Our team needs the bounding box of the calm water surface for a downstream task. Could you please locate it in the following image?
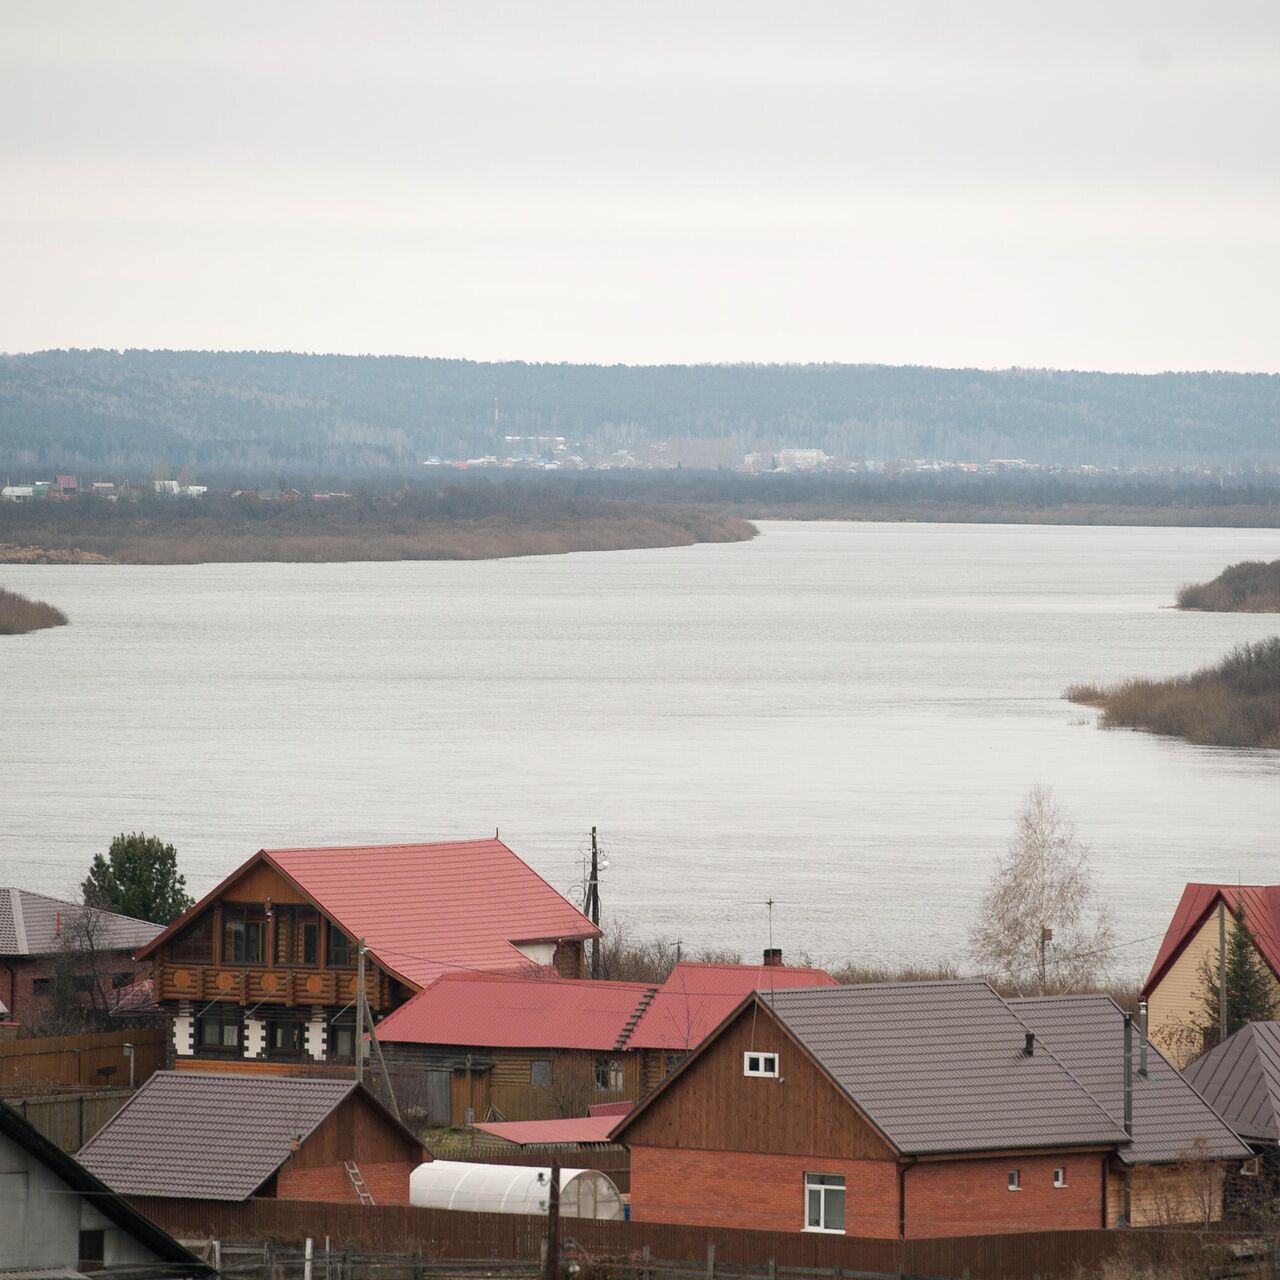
[4,521,1279,977]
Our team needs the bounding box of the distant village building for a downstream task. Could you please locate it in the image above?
[775,448,827,472]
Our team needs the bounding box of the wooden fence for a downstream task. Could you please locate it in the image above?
[129,1197,1276,1280]
[4,1087,134,1150]
[0,1027,166,1092]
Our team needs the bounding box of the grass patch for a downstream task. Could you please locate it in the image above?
[1177,558,1280,612]
[0,585,68,634]
[1066,637,1280,749]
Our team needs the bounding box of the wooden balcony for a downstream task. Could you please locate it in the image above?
[157,963,387,1011]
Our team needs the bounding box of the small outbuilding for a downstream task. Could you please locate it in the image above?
[410,1160,623,1219]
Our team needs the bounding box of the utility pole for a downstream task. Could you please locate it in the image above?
[1038,926,1053,994]
[1218,899,1228,1044]
[587,827,602,980]
[543,1159,561,1280]
[355,939,366,1085]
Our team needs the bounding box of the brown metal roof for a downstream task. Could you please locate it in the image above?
[77,1072,364,1200]
[1182,1021,1280,1144]
[1011,995,1251,1164]
[763,982,1131,1156]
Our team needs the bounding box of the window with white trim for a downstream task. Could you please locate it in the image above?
[805,1173,845,1233]
[1053,1166,1067,1188]
[1008,1169,1021,1191]
[744,1051,779,1077]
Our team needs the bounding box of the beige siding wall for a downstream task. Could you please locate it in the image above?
[1106,1163,1227,1227]
[1147,912,1280,1067]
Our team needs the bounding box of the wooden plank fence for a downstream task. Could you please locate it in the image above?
[4,1086,134,1150]
[0,1027,166,1092]
[130,1197,1279,1280]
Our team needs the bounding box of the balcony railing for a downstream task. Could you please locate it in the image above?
[157,964,385,1010]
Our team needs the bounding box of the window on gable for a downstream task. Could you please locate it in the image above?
[222,904,266,965]
[593,1057,624,1091]
[273,906,321,967]
[171,913,214,964]
[531,1059,553,1087]
[1008,1169,1021,1191]
[744,1051,779,1077]
[326,923,355,968]
[805,1173,845,1233]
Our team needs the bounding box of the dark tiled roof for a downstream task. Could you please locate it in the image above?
[0,888,160,958]
[1011,995,1251,1164]
[764,982,1130,1156]
[1182,1021,1280,1143]
[78,1072,361,1200]
[0,1100,207,1273]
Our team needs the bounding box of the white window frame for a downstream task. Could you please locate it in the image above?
[1053,1166,1067,1189]
[804,1173,846,1234]
[743,1051,779,1078]
[1008,1169,1021,1191]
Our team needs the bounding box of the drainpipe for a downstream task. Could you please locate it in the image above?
[1122,1012,1133,1227]
[1138,1000,1148,1079]
[897,1157,916,1239]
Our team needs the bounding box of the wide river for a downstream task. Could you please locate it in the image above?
[3,521,1279,979]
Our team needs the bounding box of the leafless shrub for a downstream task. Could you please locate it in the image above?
[0,585,68,634]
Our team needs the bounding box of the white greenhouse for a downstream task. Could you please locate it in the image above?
[409,1160,624,1220]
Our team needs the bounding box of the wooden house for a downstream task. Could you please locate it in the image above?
[1141,884,1280,1066]
[78,1071,429,1206]
[133,838,599,1072]
[374,955,835,1125]
[613,982,1249,1238]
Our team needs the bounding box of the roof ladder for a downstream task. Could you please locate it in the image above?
[344,1160,376,1206]
[614,986,660,1050]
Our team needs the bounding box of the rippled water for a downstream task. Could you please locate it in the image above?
[4,521,1279,978]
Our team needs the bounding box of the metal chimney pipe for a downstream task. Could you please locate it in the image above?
[1138,1000,1149,1078]
[1023,1031,1035,1057]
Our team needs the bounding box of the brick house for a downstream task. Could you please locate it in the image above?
[133,838,599,1073]
[0,888,160,1036]
[78,1071,428,1206]
[614,981,1249,1238]
[1141,884,1280,1066]
[374,955,834,1124]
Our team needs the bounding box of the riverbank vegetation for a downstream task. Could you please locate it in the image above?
[1066,637,1280,749]
[1177,558,1280,611]
[0,484,755,564]
[0,584,68,634]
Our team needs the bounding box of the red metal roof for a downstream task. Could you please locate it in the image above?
[472,1114,624,1146]
[374,971,654,1049]
[138,838,600,990]
[1142,883,1280,997]
[623,961,836,1051]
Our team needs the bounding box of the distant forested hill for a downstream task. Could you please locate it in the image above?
[2,349,1278,471]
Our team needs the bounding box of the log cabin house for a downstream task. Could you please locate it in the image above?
[374,954,835,1125]
[133,839,600,1072]
[613,981,1249,1238]
[1141,884,1280,1067]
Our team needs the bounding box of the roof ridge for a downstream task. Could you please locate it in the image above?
[9,887,28,953]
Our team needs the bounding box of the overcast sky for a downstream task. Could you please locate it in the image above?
[3,2,1279,371]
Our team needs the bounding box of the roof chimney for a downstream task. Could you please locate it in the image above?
[763,948,783,968]
[55,911,62,938]
[1023,1031,1035,1057]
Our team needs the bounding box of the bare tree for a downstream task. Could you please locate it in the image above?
[969,786,1115,992]
[34,905,126,1036]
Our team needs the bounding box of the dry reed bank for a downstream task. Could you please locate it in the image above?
[1177,558,1280,611]
[0,492,755,565]
[1066,637,1280,749]
[0,585,68,634]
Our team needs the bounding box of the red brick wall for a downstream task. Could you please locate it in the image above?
[277,1161,417,1206]
[630,1147,900,1237]
[630,1147,1106,1238]
[2,955,151,1036]
[905,1153,1105,1238]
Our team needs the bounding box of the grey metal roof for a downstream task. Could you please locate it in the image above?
[764,981,1131,1156]
[0,889,160,958]
[1182,1021,1280,1144]
[78,1071,361,1200]
[1011,995,1251,1164]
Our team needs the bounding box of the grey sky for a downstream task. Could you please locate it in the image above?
[3,1,1278,370]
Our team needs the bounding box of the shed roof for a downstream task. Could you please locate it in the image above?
[375,972,654,1049]
[78,1071,419,1201]
[1143,884,1280,997]
[0,1099,208,1274]
[0,888,160,959]
[1182,1021,1280,1144]
[1010,995,1250,1164]
[137,839,599,989]
[626,961,836,1051]
[471,1115,624,1146]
